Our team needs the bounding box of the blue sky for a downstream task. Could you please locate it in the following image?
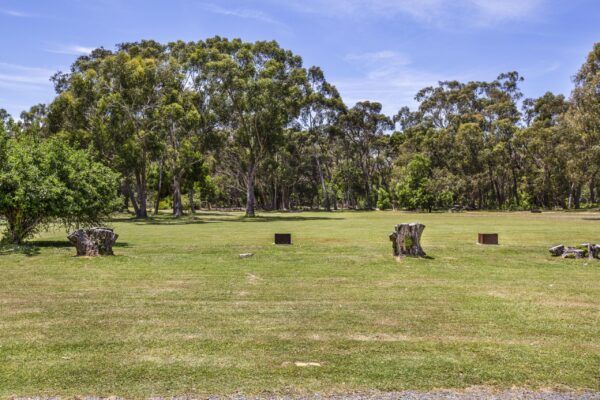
[0,0,599,118]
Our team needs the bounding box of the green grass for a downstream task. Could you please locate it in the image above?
[1,211,600,397]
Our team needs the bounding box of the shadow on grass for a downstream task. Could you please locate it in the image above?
[110,213,344,225]
[0,243,41,257]
[0,240,130,257]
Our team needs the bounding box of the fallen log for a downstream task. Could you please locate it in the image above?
[582,243,600,260]
[549,244,565,257]
[549,243,599,260]
[562,247,586,259]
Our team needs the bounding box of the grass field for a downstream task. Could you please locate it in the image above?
[1,211,600,397]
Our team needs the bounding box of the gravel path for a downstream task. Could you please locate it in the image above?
[15,391,600,400]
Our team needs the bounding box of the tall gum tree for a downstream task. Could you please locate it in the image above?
[565,43,600,207]
[199,37,306,217]
[48,41,171,218]
[337,101,393,209]
[297,66,346,211]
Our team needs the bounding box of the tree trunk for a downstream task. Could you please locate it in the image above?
[154,158,163,215]
[5,214,38,245]
[120,180,129,212]
[188,186,196,214]
[280,185,288,211]
[124,179,140,216]
[273,180,278,210]
[314,153,330,211]
[134,172,147,218]
[574,184,582,209]
[389,223,427,258]
[245,162,257,217]
[173,175,184,217]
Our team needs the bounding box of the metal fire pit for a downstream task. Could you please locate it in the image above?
[478,233,498,245]
[274,233,292,245]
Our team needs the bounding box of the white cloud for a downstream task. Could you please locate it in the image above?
[1,9,31,17]
[202,3,283,26]
[345,50,411,65]
[334,50,461,115]
[280,0,543,26]
[469,0,542,20]
[0,62,54,89]
[45,45,95,55]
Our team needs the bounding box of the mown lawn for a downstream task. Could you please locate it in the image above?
[1,211,599,397]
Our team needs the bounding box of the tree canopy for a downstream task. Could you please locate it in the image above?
[2,38,600,232]
[0,136,120,244]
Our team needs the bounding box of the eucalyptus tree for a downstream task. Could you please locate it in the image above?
[0,109,16,139]
[480,72,524,206]
[297,66,346,210]
[392,73,524,209]
[48,41,171,218]
[564,42,600,207]
[162,40,221,216]
[199,37,307,217]
[337,101,393,209]
[518,92,570,207]
[19,104,49,139]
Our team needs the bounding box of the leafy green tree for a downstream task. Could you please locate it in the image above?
[49,41,171,218]
[200,37,307,217]
[564,42,600,207]
[376,187,392,210]
[394,154,452,212]
[297,66,346,211]
[518,92,570,207]
[0,137,120,244]
[337,101,393,209]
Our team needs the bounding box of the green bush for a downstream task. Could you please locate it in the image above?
[0,137,120,243]
[376,188,392,210]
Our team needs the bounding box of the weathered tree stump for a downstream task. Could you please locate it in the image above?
[389,223,426,258]
[68,227,118,256]
[549,243,599,260]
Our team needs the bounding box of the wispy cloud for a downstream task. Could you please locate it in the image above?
[0,62,54,90]
[0,9,32,17]
[469,0,542,20]
[45,45,95,55]
[201,3,283,26]
[334,50,462,115]
[280,0,543,27]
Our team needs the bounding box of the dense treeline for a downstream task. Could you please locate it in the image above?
[2,38,600,227]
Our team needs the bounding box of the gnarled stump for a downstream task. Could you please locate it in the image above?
[389,223,426,258]
[68,228,118,256]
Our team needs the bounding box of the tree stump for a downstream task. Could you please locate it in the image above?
[68,228,118,256]
[389,223,426,258]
